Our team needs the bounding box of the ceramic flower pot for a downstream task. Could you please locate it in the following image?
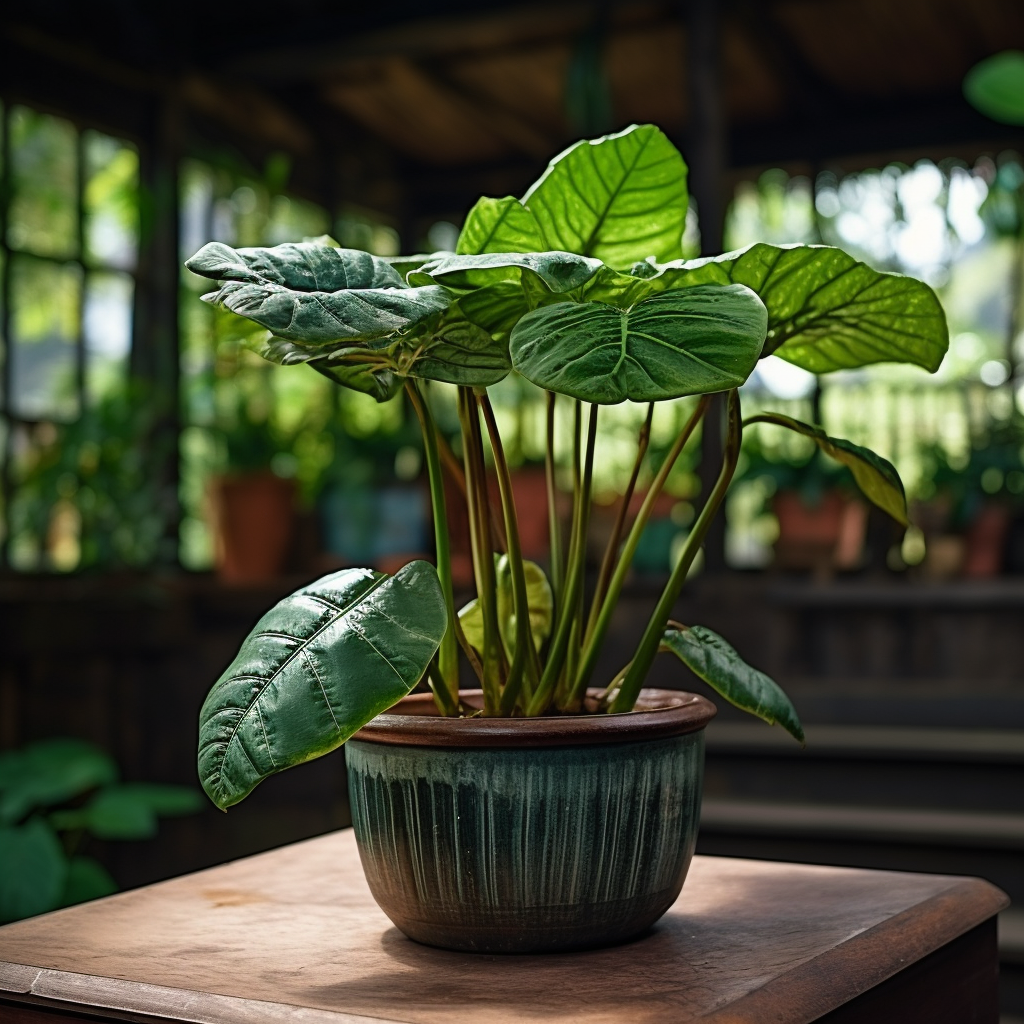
[346,688,716,954]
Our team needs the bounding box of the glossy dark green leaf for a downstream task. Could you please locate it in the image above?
[198,561,447,810]
[403,303,512,387]
[459,556,553,658]
[456,196,545,255]
[745,412,909,525]
[964,51,1024,126]
[645,244,948,374]
[521,124,689,267]
[661,625,804,743]
[0,739,118,826]
[0,818,68,923]
[61,856,117,908]
[310,356,402,402]
[510,284,767,404]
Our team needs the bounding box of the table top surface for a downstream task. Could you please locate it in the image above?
[0,829,1008,1024]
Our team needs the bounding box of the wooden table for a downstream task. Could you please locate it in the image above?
[0,830,1008,1024]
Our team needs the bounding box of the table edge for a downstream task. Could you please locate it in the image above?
[700,875,1010,1024]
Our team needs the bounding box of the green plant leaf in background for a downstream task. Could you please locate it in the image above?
[745,412,909,525]
[645,243,948,374]
[661,625,804,743]
[459,556,553,658]
[521,124,689,267]
[964,51,1024,126]
[198,562,447,810]
[61,856,117,908]
[50,783,203,840]
[0,739,118,826]
[0,818,68,923]
[510,284,767,403]
[456,196,545,255]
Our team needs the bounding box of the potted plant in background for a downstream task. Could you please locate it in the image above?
[187,125,948,953]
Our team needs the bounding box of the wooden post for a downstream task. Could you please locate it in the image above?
[132,91,182,565]
[687,0,728,572]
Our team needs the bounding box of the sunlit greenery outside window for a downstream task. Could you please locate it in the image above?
[0,103,151,571]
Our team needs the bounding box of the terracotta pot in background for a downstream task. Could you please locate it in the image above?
[963,504,1011,578]
[208,472,297,584]
[772,490,867,574]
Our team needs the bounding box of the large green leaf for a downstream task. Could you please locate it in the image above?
[521,124,689,267]
[745,412,908,525]
[456,196,545,255]
[198,561,447,810]
[642,244,948,374]
[510,284,766,403]
[661,625,804,743]
[403,303,512,386]
[459,556,553,658]
[0,818,68,923]
[412,251,603,294]
[0,739,118,826]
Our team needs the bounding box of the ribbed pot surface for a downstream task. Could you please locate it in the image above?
[346,689,714,953]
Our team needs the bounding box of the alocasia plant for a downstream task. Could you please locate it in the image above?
[188,124,948,810]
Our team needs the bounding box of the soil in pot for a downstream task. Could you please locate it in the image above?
[346,689,715,954]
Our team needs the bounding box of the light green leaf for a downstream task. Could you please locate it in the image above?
[459,556,553,658]
[661,625,804,743]
[0,739,118,826]
[198,561,447,810]
[745,412,909,525]
[0,818,68,923]
[964,51,1024,126]
[456,196,545,255]
[510,284,767,404]
[61,856,117,908]
[645,243,948,374]
[521,124,689,267]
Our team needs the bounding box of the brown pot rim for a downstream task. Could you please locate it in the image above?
[350,688,716,749]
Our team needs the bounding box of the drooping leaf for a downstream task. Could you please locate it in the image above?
[308,351,404,402]
[661,625,804,743]
[521,124,689,267]
[0,739,118,826]
[61,856,117,908]
[963,51,1024,126]
[641,243,948,374]
[510,284,767,403]
[198,562,447,810]
[745,412,909,525]
[0,818,68,923]
[456,196,545,255]
[412,251,603,294]
[402,303,512,387]
[459,556,553,658]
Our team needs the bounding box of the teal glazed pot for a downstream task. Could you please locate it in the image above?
[346,688,716,954]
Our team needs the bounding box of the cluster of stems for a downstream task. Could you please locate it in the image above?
[405,380,743,717]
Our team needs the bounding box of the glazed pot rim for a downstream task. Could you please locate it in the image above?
[350,688,716,748]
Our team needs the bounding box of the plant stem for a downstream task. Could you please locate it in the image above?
[405,380,459,711]
[585,402,654,641]
[609,390,742,713]
[573,396,709,699]
[477,391,540,715]
[545,390,563,604]
[437,426,506,552]
[457,387,504,712]
[529,403,598,716]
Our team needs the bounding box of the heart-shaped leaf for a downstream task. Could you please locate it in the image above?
[745,412,909,525]
[641,243,948,374]
[456,196,545,255]
[521,124,689,267]
[661,625,804,743]
[510,284,767,403]
[198,561,447,810]
[459,556,553,658]
[0,818,68,923]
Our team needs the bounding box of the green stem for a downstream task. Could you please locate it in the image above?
[573,395,709,698]
[457,387,504,713]
[545,390,563,605]
[405,380,459,712]
[477,392,539,715]
[529,403,598,716]
[609,390,742,713]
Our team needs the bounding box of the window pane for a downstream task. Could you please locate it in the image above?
[84,271,133,405]
[84,131,139,270]
[8,107,78,259]
[10,255,81,420]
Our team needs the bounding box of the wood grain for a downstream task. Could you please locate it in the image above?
[0,829,1008,1024]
